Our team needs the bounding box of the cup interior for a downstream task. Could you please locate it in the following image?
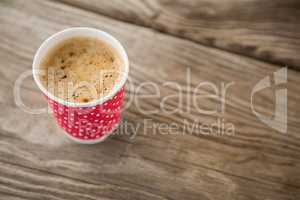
[32,27,129,107]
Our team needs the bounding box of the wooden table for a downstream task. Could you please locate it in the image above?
[0,0,300,199]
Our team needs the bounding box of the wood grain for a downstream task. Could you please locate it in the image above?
[57,0,300,69]
[0,0,300,199]
[0,160,167,200]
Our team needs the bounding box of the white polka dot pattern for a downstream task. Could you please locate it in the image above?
[46,86,125,141]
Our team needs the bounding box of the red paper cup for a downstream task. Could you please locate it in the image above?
[32,27,129,144]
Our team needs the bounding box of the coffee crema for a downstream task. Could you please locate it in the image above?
[39,36,123,103]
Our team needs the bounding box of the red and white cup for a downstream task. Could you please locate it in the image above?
[32,27,129,144]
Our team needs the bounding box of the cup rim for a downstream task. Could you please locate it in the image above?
[32,27,129,108]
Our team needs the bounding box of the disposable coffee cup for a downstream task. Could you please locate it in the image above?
[32,27,129,144]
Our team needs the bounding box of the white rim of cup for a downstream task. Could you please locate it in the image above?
[32,27,129,108]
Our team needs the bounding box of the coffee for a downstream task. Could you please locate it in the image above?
[39,36,123,103]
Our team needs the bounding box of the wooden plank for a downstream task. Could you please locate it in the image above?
[0,161,165,200]
[0,0,300,199]
[1,127,298,200]
[57,0,300,69]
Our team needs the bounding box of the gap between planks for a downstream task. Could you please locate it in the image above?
[50,0,300,71]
